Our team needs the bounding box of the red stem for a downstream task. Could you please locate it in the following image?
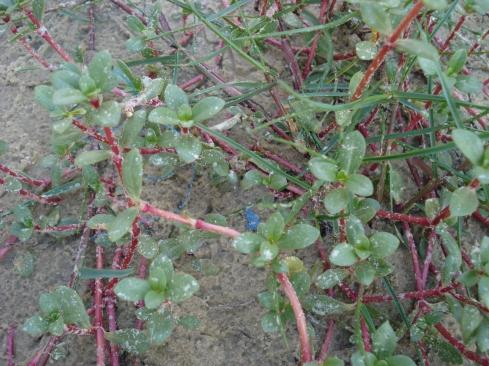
[440,15,466,51]
[376,209,431,226]
[361,317,371,352]
[351,1,424,100]
[302,0,329,79]
[0,177,61,205]
[403,223,423,291]
[106,248,123,366]
[94,246,106,366]
[316,320,335,362]
[276,272,313,363]
[434,322,489,366]
[0,163,50,187]
[23,8,73,62]
[363,284,457,303]
[6,323,16,366]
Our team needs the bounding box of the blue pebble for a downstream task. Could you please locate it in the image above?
[245,207,260,231]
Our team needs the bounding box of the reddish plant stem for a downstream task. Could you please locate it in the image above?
[376,209,431,226]
[6,323,16,366]
[94,246,106,366]
[360,317,371,352]
[434,322,489,366]
[23,8,73,62]
[106,218,141,291]
[140,201,241,238]
[87,2,96,51]
[473,211,489,227]
[27,336,61,366]
[8,23,53,70]
[338,216,347,242]
[440,15,466,51]
[362,284,457,303]
[106,248,123,366]
[0,177,61,205]
[403,223,423,291]
[109,0,147,25]
[134,257,149,331]
[253,146,315,183]
[302,0,330,79]
[0,235,18,262]
[276,272,312,364]
[180,74,205,91]
[104,128,123,176]
[316,320,335,362]
[449,291,489,315]
[351,1,424,100]
[0,163,50,188]
[421,230,436,289]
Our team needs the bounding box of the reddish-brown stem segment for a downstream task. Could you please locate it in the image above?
[276,272,313,363]
[434,322,489,366]
[360,317,371,353]
[0,163,50,188]
[376,209,431,226]
[139,201,241,238]
[23,8,73,62]
[404,223,423,291]
[6,323,16,366]
[317,320,335,362]
[94,246,106,366]
[0,177,61,205]
[351,1,424,100]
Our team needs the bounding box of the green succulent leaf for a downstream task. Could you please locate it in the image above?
[261,312,282,333]
[88,50,113,90]
[346,174,373,197]
[373,321,397,358]
[338,131,366,174]
[144,290,166,310]
[164,84,188,110]
[105,329,150,355]
[168,273,199,303]
[192,97,225,122]
[122,149,143,200]
[175,135,202,163]
[54,286,90,328]
[452,129,484,165]
[107,207,139,242]
[449,187,478,217]
[258,212,285,243]
[329,243,357,267]
[370,232,400,258]
[75,150,112,167]
[355,261,376,286]
[308,158,338,182]
[93,101,121,127]
[23,314,49,337]
[232,232,261,254]
[147,312,175,345]
[278,224,319,250]
[115,277,150,302]
[385,355,417,366]
[316,268,348,289]
[52,88,87,105]
[359,3,392,35]
[396,39,439,61]
[148,107,180,125]
[324,188,350,214]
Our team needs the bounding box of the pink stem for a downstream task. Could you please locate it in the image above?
[6,323,16,366]
[361,317,371,352]
[23,8,73,62]
[316,320,335,362]
[276,272,313,363]
[0,177,61,205]
[403,223,423,291]
[94,246,106,366]
[351,1,425,100]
